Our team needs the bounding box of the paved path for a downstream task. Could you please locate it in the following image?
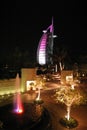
[41,82,87,130]
[1,81,87,130]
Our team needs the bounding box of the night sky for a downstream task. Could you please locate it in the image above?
[0,1,87,64]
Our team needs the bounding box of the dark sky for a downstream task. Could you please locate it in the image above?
[0,1,87,62]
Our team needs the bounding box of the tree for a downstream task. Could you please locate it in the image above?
[54,84,86,128]
[34,75,46,104]
[53,44,72,72]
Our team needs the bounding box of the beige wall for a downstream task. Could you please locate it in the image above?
[61,70,73,84]
[21,68,37,92]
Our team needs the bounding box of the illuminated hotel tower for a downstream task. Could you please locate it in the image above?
[37,18,56,66]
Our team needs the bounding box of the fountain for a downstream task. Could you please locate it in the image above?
[13,92,24,114]
[13,73,24,114]
[0,73,52,130]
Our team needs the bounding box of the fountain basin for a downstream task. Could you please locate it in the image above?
[0,103,52,130]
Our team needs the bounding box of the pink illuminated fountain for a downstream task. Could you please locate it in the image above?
[0,18,54,130]
[13,73,24,114]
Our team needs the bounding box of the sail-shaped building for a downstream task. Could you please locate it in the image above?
[37,18,56,66]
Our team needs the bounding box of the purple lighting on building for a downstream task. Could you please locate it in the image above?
[37,17,55,66]
[38,33,47,65]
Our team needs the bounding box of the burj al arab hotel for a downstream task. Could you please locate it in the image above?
[37,18,56,66]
